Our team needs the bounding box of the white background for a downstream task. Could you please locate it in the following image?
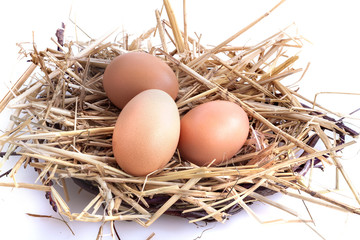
[1,0,360,239]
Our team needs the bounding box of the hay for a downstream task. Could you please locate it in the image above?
[0,0,359,234]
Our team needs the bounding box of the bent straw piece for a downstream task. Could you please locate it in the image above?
[265,178,353,213]
[313,92,360,111]
[266,174,360,215]
[291,89,360,127]
[332,157,360,205]
[314,125,360,205]
[236,185,326,240]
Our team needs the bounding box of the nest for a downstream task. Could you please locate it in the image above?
[1,0,359,234]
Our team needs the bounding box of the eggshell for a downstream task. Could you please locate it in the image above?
[112,89,180,176]
[178,100,249,166]
[103,52,179,109]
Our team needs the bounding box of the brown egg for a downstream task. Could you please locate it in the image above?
[178,100,249,166]
[103,52,179,109]
[112,89,180,176]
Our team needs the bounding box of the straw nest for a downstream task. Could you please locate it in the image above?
[1,0,359,233]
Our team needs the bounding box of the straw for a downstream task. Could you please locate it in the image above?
[0,0,359,236]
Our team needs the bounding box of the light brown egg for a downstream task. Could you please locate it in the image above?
[112,89,180,176]
[178,100,249,166]
[103,52,179,109]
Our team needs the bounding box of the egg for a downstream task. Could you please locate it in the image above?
[112,89,180,176]
[178,100,249,166]
[103,52,179,109]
